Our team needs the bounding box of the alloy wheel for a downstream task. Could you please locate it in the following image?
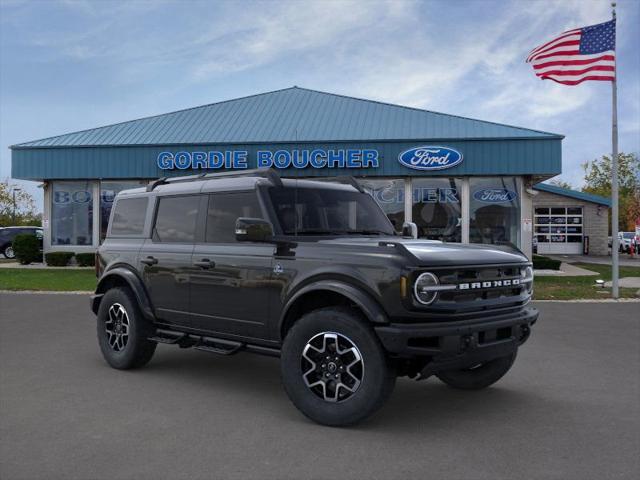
[105,303,130,352]
[5,246,14,258]
[301,332,364,402]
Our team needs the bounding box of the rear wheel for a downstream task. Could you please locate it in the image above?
[436,351,517,390]
[281,307,395,426]
[97,287,157,369]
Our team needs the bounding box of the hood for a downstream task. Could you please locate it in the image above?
[316,236,528,266]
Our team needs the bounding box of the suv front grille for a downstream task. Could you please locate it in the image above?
[412,264,531,321]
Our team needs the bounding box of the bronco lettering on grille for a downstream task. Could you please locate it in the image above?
[458,278,520,290]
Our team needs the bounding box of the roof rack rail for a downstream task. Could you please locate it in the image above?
[336,176,365,193]
[146,168,282,192]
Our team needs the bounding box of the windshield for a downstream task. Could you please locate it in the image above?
[622,232,635,239]
[268,186,395,236]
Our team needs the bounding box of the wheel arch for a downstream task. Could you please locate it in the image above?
[279,280,388,340]
[92,267,155,320]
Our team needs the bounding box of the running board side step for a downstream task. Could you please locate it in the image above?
[193,336,243,356]
[148,329,280,357]
[148,329,188,345]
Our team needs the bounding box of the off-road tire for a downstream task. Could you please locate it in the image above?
[436,351,517,390]
[97,287,157,369]
[281,307,396,427]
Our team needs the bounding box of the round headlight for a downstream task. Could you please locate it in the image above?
[521,266,534,293]
[414,272,440,305]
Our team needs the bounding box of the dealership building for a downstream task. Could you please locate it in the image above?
[10,87,611,258]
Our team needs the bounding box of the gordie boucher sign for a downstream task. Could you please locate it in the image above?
[156,146,464,171]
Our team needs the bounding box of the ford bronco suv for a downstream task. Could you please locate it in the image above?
[91,169,537,426]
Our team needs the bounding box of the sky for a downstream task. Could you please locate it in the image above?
[1,0,639,211]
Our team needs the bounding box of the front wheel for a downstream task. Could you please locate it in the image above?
[436,351,517,390]
[281,307,396,426]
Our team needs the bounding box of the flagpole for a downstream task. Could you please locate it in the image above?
[611,1,619,298]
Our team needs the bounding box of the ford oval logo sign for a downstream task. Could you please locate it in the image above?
[398,146,463,171]
[473,188,518,203]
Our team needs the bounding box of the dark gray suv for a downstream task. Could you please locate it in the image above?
[91,169,537,426]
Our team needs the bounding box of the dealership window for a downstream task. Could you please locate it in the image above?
[412,178,462,242]
[51,181,93,246]
[359,179,405,231]
[469,177,520,248]
[100,181,148,241]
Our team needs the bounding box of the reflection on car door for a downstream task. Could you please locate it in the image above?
[190,191,274,340]
[139,195,203,327]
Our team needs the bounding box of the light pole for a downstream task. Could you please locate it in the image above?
[12,187,22,224]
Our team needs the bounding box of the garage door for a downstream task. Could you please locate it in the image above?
[535,207,583,254]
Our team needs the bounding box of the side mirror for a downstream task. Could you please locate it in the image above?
[402,221,418,239]
[235,217,274,242]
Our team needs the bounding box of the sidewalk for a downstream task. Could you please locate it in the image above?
[535,262,599,277]
[546,254,640,267]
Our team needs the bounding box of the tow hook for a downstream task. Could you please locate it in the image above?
[462,334,477,351]
[519,326,531,343]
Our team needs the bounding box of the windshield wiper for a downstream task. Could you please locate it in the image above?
[344,230,389,235]
[283,229,345,235]
[283,228,392,236]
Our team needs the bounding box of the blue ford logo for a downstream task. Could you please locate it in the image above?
[398,146,463,171]
[473,188,518,203]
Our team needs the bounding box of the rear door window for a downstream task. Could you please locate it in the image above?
[153,195,200,243]
[110,197,148,236]
[206,192,262,243]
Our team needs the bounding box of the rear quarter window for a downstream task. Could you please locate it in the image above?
[153,195,200,243]
[110,197,148,236]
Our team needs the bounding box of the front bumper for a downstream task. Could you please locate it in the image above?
[375,306,538,373]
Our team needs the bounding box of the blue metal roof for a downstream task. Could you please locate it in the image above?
[12,87,562,148]
[533,183,611,206]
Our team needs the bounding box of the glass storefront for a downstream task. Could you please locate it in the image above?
[412,178,462,242]
[469,177,520,248]
[100,181,148,241]
[48,176,528,252]
[51,181,93,246]
[360,179,405,231]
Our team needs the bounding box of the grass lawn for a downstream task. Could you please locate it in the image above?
[533,263,640,300]
[0,261,638,299]
[0,268,96,291]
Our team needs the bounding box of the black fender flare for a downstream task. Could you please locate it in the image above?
[91,267,155,320]
[279,280,388,337]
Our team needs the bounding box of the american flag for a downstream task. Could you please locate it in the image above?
[526,19,616,85]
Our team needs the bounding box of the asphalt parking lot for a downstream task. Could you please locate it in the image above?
[1,294,638,480]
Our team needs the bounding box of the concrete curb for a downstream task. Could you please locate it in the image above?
[534,298,640,303]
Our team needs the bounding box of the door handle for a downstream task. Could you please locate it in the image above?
[141,256,158,266]
[193,259,214,269]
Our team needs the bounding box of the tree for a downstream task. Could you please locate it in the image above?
[582,152,640,232]
[0,180,41,227]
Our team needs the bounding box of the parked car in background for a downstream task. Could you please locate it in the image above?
[619,232,635,253]
[0,226,43,258]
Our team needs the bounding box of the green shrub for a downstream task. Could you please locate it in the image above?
[45,252,75,267]
[75,252,95,267]
[12,234,42,265]
[533,255,562,270]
